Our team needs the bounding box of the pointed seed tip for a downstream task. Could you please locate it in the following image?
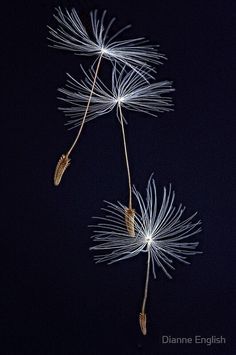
[139,313,147,335]
[53,154,71,186]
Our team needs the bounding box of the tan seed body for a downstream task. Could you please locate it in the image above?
[139,312,147,335]
[54,154,71,186]
[125,208,135,237]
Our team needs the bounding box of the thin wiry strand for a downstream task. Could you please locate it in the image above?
[90,177,202,278]
[58,65,174,129]
[48,8,165,70]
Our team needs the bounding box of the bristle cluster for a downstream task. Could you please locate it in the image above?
[48,8,164,70]
[90,178,201,275]
[58,67,174,129]
[125,208,135,237]
[139,312,147,335]
[54,154,71,186]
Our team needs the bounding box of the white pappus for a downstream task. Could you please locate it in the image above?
[58,65,174,128]
[90,176,202,279]
[48,7,165,70]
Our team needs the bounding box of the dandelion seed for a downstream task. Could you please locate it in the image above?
[90,176,202,335]
[54,154,71,186]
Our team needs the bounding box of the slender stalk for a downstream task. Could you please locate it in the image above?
[139,249,151,335]
[54,54,103,186]
[142,249,151,314]
[118,103,132,209]
[67,54,103,157]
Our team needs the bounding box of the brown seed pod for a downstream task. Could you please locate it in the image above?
[54,154,71,186]
[125,208,135,237]
[139,312,147,335]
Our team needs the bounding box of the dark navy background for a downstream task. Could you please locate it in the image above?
[2,1,235,354]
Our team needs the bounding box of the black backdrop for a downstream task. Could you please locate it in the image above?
[2,1,236,354]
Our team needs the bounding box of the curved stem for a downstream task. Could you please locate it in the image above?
[66,54,103,157]
[141,249,151,314]
[118,104,132,209]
